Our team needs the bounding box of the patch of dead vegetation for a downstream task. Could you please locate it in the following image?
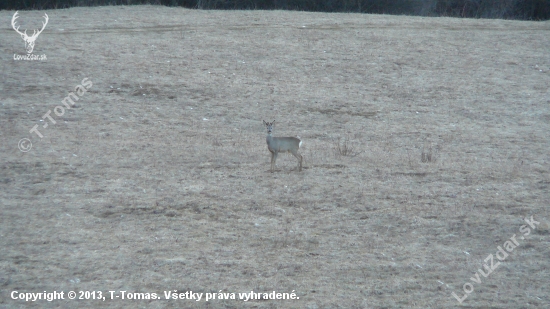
[1,6,549,309]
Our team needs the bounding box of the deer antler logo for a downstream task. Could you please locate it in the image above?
[11,11,49,54]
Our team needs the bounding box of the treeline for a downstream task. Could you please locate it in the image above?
[3,0,550,20]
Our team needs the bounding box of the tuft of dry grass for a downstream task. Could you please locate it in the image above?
[334,135,362,157]
[1,6,549,309]
[421,138,436,163]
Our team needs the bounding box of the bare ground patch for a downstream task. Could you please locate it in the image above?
[1,6,549,309]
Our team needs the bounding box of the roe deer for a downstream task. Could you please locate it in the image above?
[263,120,302,172]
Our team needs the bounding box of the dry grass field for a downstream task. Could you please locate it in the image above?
[1,5,549,308]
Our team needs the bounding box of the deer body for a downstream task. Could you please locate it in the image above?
[263,120,302,172]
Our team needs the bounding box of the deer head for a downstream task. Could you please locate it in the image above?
[11,11,49,54]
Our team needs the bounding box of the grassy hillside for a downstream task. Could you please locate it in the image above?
[1,6,549,308]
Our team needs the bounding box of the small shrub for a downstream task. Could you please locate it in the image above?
[334,136,362,157]
[421,142,436,163]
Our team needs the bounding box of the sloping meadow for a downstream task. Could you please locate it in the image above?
[1,6,549,308]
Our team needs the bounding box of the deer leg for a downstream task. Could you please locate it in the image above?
[291,150,303,172]
[271,151,278,172]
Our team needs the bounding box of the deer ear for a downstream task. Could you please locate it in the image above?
[263,120,267,125]
[272,120,275,125]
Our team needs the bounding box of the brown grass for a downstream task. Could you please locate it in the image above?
[1,6,549,308]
